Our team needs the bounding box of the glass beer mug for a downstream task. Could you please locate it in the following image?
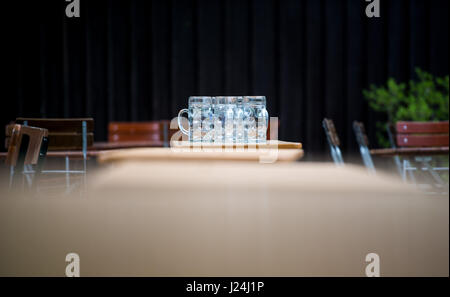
[177,97,213,142]
[234,97,245,143]
[243,96,269,143]
[213,97,238,144]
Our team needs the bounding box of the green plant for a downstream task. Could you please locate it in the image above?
[363,68,449,147]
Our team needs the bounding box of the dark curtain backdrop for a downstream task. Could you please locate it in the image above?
[2,0,449,157]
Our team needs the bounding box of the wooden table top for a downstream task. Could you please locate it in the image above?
[370,146,449,157]
[0,162,447,276]
[97,147,304,164]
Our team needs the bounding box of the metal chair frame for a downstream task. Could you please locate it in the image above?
[322,118,344,166]
[386,123,448,193]
[352,121,376,174]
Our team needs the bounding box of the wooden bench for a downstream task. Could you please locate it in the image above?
[396,121,449,148]
[371,121,449,156]
[370,121,449,190]
[108,121,175,147]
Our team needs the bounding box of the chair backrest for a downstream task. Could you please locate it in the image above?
[267,119,280,141]
[322,118,344,165]
[353,121,375,174]
[109,121,172,145]
[5,124,49,189]
[323,118,341,147]
[5,124,49,167]
[12,118,94,151]
[396,121,449,147]
[353,122,369,147]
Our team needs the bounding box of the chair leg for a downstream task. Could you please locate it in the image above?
[424,162,444,185]
[32,136,49,193]
[405,159,417,185]
[10,135,29,190]
[82,121,88,195]
[65,156,71,194]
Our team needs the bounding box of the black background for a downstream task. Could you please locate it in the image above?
[2,0,448,157]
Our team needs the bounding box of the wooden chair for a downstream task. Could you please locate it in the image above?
[14,118,94,151]
[322,118,344,166]
[5,124,48,189]
[353,121,376,174]
[108,121,173,147]
[395,121,449,187]
[7,118,94,195]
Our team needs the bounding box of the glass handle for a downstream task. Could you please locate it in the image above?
[177,109,189,136]
[264,109,269,127]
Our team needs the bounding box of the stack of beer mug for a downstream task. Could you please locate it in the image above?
[178,96,269,143]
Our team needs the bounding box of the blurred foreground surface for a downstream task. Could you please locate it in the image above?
[0,161,448,276]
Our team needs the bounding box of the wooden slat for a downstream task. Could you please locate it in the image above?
[396,134,449,147]
[109,133,161,142]
[353,121,369,147]
[108,122,167,143]
[267,119,280,141]
[370,146,449,157]
[22,126,48,165]
[5,124,22,167]
[396,121,449,134]
[109,122,161,133]
[323,118,340,147]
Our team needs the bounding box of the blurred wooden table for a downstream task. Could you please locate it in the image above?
[0,162,447,276]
